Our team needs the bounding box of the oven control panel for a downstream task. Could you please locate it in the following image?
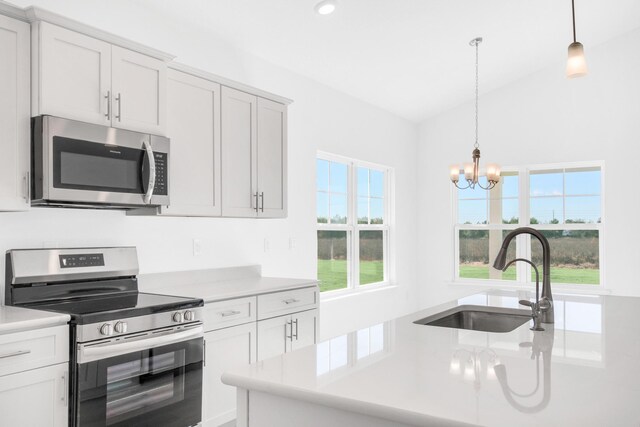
[59,253,105,268]
[77,308,204,342]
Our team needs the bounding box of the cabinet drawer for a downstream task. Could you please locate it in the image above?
[257,287,318,320]
[0,325,68,377]
[204,297,257,332]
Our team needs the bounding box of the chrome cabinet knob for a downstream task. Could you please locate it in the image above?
[100,323,113,336]
[114,321,128,334]
[184,310,194,321]
[172,312,184,323]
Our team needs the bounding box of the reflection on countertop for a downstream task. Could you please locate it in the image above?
[223,290,640,426]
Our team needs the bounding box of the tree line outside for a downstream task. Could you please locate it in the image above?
[459,217,600,285]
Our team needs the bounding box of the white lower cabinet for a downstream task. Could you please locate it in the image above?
[203,322,257,427]
[201,287,318,426]
[0,362,68,427]
[257,309,318,361]
[256,314,290,361]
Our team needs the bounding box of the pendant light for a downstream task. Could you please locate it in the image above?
[566,0,588,78]
[449,37,501,191]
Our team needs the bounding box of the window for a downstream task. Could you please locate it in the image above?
[455,163,603,286]
[317,153,391,293]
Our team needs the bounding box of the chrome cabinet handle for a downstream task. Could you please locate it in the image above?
[0,349,30,359]
[23,172,29,202]
[285,320,293,340]
[115,93,122,121]
[142,139,156,204]
[254,192,259,212]
[259,192,264,212]
[293,319,298,340]
[283,298,299,305]
[220,310,241,317]
[105,91,111,120]
[61,371,68,407]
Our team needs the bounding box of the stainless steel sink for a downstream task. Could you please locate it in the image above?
[414,305,531,333]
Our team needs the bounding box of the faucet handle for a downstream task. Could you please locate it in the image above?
[519,299,533,308]
[538,297,552,312]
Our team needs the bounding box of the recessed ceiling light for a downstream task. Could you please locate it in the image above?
[315,0,336,15]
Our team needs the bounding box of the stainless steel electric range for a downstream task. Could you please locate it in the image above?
[5,247,204,427]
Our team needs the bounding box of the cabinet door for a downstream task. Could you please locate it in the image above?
[0,14,30,211]
[257,97,287,218]
[257,315,291,361]
[221,86,258,217]
[291,309,318,351]
[111,45,166,135]
[161,70,221,216]
[203,323,256,427]
[0,363,68,427]
[37,22,111,125]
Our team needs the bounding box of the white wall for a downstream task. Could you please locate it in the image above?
[3,0,420,338]
[418,27,640,307]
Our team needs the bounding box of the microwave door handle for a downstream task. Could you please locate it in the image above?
[142,139,156,204]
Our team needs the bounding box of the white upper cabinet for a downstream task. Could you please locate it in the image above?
[0,14,30,211]
[221,86,259,217]
[111,46,166,134]
[257,97,287,218]
[221,86,288,218]
[156,69,221,216]
[35,22,111,126]
[33,22,167,135]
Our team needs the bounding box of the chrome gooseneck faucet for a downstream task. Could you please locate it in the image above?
[492,227,554,324]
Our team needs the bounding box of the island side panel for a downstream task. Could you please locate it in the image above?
[244,390,416,427]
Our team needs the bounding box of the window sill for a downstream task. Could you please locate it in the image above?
[320,282,397,302]
[447,280,612,296]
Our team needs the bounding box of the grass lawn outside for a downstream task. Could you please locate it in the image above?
[459,264,600,285]
[317,259,383,292]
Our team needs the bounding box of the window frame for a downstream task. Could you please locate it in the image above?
[453,160,605,289]
[317,151,393,296]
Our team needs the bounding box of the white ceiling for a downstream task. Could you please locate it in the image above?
[24,0,640,123]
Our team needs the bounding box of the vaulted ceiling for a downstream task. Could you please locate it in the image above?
[10,0,640,122]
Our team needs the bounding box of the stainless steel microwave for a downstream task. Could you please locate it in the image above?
[31,115,169,208]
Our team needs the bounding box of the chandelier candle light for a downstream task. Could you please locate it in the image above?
[450,37,501,190]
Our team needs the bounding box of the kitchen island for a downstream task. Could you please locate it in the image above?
[222,290,640,426]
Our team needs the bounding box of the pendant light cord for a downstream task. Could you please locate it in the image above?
[474,40,479,149]
[571,0,577,43]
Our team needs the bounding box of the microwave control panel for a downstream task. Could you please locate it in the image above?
[153,152,168,196]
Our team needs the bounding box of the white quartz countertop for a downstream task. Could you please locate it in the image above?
[139,268,317,303]
[223,289,640,426]
[0,305,70,335]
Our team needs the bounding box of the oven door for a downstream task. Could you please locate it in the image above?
[76,325,203,427]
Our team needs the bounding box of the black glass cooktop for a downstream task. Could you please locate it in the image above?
[22,292,203,325]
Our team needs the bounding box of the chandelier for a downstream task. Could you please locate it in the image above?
[449,37,500,191]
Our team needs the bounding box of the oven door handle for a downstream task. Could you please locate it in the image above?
[142,139,156,204]
[78,325,203,364]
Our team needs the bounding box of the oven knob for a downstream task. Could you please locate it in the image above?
[184,310,194,321]
[114,321,128,334]
[100,323,113,336]
[172,312,184,323]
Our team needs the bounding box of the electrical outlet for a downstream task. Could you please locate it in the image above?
[264,238,270,253]
[289,238,296,250]
[192,239,202,256]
